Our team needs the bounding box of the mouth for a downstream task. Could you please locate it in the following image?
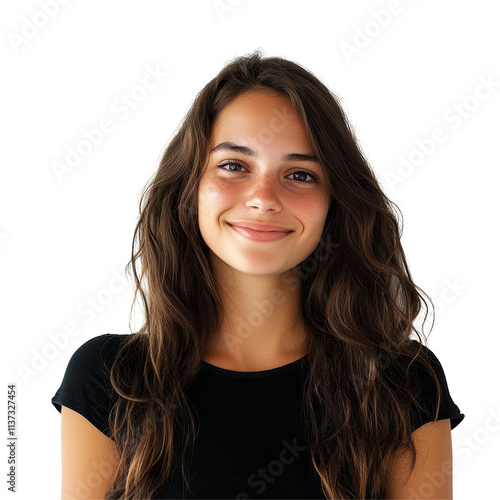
[227,223,293,242]
[227,223,293,233]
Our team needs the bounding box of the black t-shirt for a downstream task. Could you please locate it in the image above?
[51,334,465,499]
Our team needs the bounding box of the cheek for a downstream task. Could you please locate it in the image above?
[198,177,236,220]
[296,195,329,233]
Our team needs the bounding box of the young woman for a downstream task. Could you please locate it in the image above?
[52,50,465,499]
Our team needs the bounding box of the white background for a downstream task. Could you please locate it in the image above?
[1,0,499,498]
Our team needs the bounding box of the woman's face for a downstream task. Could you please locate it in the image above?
[197,90,331,277]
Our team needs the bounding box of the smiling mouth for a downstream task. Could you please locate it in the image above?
[227,223,293,242]
[227,223,293,233]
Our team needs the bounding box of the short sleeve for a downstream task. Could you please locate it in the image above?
[409,344,465,432]
[51,333,126,439]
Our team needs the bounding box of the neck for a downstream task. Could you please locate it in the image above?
[203,252,308,370]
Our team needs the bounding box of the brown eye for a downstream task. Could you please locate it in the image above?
[217,161,248,172]
[216,162,319,185]
[286,170,319,184]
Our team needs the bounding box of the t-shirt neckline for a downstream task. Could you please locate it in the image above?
[199,355,308,378]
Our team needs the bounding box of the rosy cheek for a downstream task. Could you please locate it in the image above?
[298,196,328,221]
[198,177,235,213]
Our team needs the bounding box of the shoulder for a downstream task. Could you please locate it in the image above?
[59,333,130,387]
[51,333,132,438]
[66,333,129,370]
[406,340,465,432]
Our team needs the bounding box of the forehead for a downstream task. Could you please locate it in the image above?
[210,90,313,153]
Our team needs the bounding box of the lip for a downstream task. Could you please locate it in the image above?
[227,221,293,232]
[227,222,293,242]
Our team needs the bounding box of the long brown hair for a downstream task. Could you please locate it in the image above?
[106,49,442,499]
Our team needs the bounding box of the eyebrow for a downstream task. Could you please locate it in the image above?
[210,141,319,163]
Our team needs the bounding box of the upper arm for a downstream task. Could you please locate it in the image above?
[61,405,120,500]
[386,418,453,499]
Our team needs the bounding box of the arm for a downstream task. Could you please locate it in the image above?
[61,406,120,500]
[385,418,453,499]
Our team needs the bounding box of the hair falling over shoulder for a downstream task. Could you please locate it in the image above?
[105,49,442,499]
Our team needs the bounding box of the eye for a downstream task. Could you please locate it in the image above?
[217,161,248,173]
[286,170,319,184]
[217,161,319,185]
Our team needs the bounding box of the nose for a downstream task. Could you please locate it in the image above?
[244,174,282,213]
